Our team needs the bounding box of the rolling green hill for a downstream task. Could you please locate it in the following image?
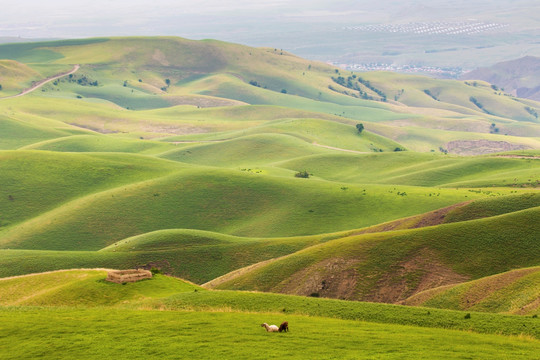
[403,266,540,315]
[0,270,538,339]
[0,35,538,347]
[2,36,540,154]
[209,206,540,303]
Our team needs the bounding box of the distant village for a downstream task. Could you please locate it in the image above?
[331,62,464,79]
[342,21,508,36]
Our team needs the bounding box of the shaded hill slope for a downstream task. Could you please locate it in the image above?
[208,206,540,303]
[403,267,540,315]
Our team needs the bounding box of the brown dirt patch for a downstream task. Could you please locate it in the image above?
[351,201,471,236]
[460,267,539,309]
[518,296,540,315]
[370,248,469,304]
[446,139,530,155]
[276,258,361,300]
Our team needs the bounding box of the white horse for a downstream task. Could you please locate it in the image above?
[261,323,279,332]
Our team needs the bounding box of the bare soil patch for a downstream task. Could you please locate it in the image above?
[446,139,530,155]
[276,258,361,300]
[371,248,469,304]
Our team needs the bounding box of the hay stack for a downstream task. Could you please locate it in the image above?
[106,269,152,283]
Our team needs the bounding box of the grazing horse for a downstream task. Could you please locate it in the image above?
[261,323,279,332]
[278,321,289,332]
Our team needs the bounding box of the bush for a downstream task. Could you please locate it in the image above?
[294,170,310,178]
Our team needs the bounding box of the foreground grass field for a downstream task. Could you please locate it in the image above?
[1,307,538,360]
[0,271,539,359]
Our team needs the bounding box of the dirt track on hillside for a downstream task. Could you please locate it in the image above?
[0,64,80,100]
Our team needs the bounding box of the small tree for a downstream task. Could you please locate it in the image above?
[165,79,171,86]
[0,84,3,91]
[281,89,287,94]
[295,170,310,178]
[356,123,364,133]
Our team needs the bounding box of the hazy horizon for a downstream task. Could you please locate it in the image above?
[3,0,540,71]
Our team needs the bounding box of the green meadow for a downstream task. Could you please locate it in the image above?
[0,36,539,358]
[0,271,539,359]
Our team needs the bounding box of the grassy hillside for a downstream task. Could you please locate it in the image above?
[0,166,502,250]
[0,36,538,332]
[0,151,181,227]
[0,270,196,307]
[403,267,540,315]
[210,206,540,303]
[1,36,539,154]
[0,270,538,338]
[277,151,540,187]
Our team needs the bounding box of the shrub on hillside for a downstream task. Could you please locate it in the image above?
[295,170,310,178]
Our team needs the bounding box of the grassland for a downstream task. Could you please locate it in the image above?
[210,206,540,303]
[404,267,540,315]
[1,270,539,360]
[0,36,538,357]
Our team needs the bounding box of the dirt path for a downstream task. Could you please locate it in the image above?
[0,64,80,100]
[312,142,369,154]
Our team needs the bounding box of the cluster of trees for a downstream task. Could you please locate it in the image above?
[331,75,387,101]
[469,96,492,115]
[64,74,98,87]
[489,123,500,134]
[357,76,387,101]
[423,89,439,101]
[525,106,538,119]
[160,78,171,91]
[294,170,311,178]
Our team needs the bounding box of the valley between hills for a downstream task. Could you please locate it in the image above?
[0,37,539,359]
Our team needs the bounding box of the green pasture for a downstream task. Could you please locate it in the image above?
[0,165,500,250]
[213,206,540,301]
[405,267,540,315]
[277,152,540,187]
[2,307,538,360]
[0,270,538,339]
[0,150,180,226]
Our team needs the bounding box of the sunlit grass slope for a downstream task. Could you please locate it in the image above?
[163,117,404,153]
[404,267,540,315]
[23,134,175,154]
[0,60,41,95]
[0,226,339,282]
[0,166,499,250]
[0,150,180,227]
[277,151,540,187]
[0,270,196,307]
[0,270,538,339]
[0,116,74,149]
[1,36,539,156]
[211,206,540,302]
[2,307,538,360]
[0,192,537,282]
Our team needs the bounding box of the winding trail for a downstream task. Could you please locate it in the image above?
[0,64,80,100]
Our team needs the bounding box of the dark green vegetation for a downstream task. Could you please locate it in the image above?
[0,37,539,358]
